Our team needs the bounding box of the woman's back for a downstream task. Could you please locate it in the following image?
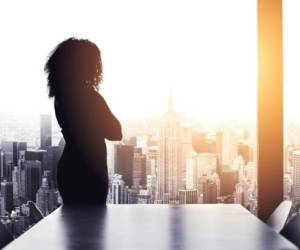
[45,38,122,205]
[55,88,108,204]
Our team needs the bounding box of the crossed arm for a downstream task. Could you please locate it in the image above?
[60,90,122,174]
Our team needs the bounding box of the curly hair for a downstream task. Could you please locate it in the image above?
[44,37,102,98]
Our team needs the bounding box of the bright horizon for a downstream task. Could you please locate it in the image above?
[1,0,297,125]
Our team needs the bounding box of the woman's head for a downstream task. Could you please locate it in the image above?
[45,37,102,98]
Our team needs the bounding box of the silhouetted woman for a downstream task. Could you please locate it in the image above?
[45,38,122,205]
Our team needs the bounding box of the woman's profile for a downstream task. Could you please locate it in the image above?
[44,38,122,205]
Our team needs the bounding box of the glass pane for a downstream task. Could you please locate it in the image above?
[0,0,257,239]
[104,0,257,211]
[284,0,300,213]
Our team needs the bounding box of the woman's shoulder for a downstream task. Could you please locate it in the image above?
[86,88,107,104]
[80,88,109,114]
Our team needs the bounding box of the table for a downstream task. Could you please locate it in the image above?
[4,204,298,250]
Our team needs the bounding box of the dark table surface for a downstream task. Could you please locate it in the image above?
[3,204,298,250]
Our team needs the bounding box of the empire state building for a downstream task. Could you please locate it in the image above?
[157,94,182,203]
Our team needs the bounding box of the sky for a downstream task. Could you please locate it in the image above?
[284,0,300,123]
[5,0,299,125]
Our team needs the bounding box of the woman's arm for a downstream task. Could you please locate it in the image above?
[59,89,122,175]
[96,93,122,141]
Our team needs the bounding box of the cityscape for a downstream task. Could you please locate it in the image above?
[0,95,298,240]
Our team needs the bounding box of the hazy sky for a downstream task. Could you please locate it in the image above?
[1,1,296,125]
[284,0,300,122]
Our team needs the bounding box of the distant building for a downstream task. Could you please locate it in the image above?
[137,189,152,204]
[111,174,126,204]
[192,132,216,154]
[36,176,56,216]
[146,147,158,177]
[114,144,134,187]
[157,94,182,203]
[25,149,47,173]
[238,143,252,164]
[0,180,13,213]
[284,173,292,200]
[196,153,218,177]
[216,131,238,168]
[202,174,220,204]
[292,150,300,203]
[133,148,146,188]
[186,156,198,189]
[40,114,52,149]
[127,187,139,204]
[220,169,239,196]
[24,161,42,202]
[12,166,20,206]
[178,189,198,204]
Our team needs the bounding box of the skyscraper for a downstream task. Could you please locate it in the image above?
[114,144,134,187]
[36,176,56,216]
[1,141,27,168]
[178,189,198,204]
[12,166,20,206]
[292,150,300,202]
[180,126,193,189]
[220,169,239,196]
[202,176,219,204]
[111,174,126,204]
[186,155,198,189]
[238,143,252,164]
[216,131,238,168]
[25,150,47,173]
[157,94,182,203]
[40,114,52,149]
[133,148,146,188]
[24,160,42,202]
[0,180,13,213]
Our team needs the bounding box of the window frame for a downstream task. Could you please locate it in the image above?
[257,0,283,221]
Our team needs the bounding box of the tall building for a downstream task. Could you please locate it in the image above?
[157,94,182,203]
[24,160,42,202]
[192,132,216,154]
[0,150,4,180]
[181,126,193,189]
[18,159,26,202]
[202,176,219,204]
[238,143,252,164]
[114,144,134,187]
[0,194,5,216]
[36,176,56,216]
[197,153,218,177]
[111,174,126,204]
[12,166,20,206]
[1,141,17,180]
[0,180,13,213]
[216,131,238,168]
[40,114,52,149]
[1,160,13,182]
[137,189,152,204]
[220,169,239,196]
[147,147,158,176]
[292,150,300,202]
[178,189,198,204]
[25,150,47,173]
[133,148,146,188]
[0,145,23,182]
[127,187,138,204]
[186,155,198,189]
[284,173,292,200]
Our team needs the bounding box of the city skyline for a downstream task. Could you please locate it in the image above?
[1,95,300,240]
